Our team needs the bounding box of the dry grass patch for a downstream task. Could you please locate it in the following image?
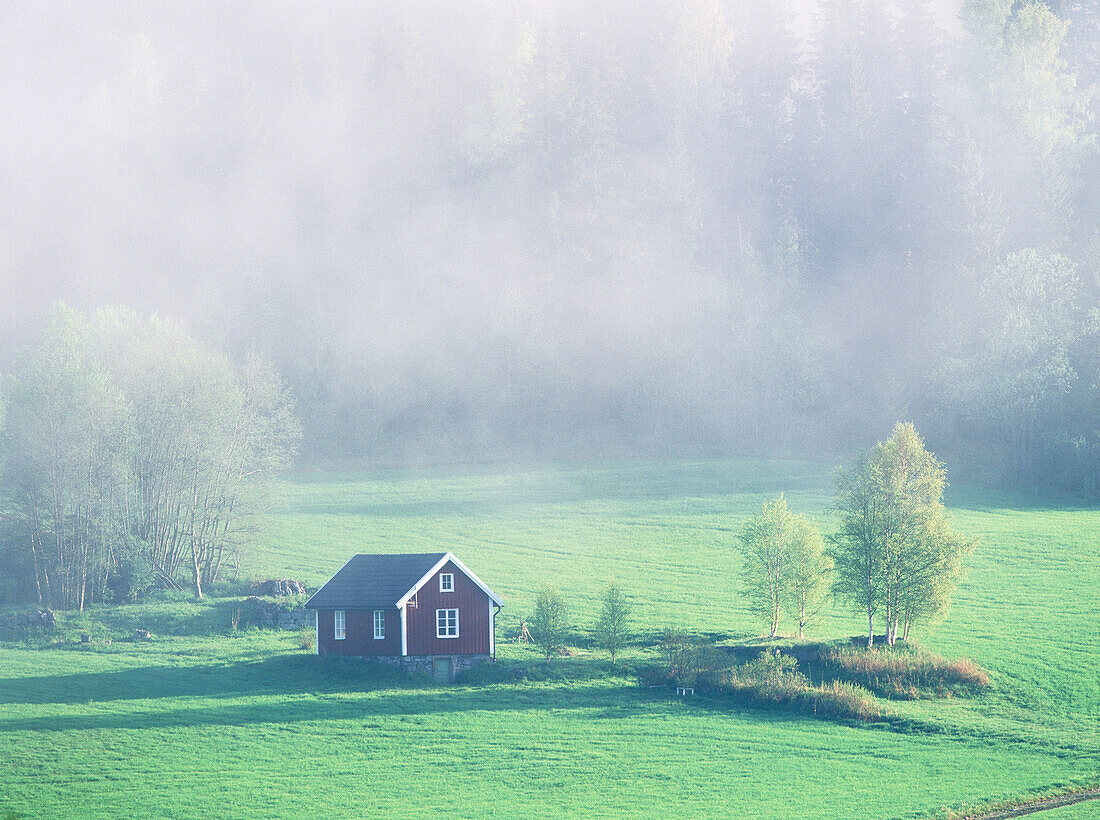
[821,647,990,699]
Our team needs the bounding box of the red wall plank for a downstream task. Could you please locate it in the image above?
[317,607,401,656]
[406,560,492,656]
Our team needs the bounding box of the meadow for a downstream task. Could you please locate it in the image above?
[1,460,1097,819]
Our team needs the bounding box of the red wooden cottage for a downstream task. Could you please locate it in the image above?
[305,552,503,681]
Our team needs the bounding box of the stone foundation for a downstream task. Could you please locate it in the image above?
[373,653,492,681]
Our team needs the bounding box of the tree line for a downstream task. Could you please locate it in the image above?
[200,0,1098,494]
[0,306,300,610]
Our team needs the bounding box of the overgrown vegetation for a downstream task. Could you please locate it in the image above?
[653,638,884,723]
[821,647,990,700]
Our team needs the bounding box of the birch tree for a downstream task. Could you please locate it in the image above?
[531,586,569,662]
[784,515,831,640]
[1,306,130,610]
[739,495,790,638]
[0,305,300,606]
[832,422,971,647]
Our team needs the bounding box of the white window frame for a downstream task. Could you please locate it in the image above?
[439,573,454,593]
[373,609,385,640]
[436,608,459,638]
[334,609,345,640]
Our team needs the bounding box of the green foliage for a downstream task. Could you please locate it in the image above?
[738,495,829,638]
[784,514,830,640]
[737,648,805,689]
[659,631,729,687]
[593,580,632,664]
[832,423,972,647]
[530,585,569,662]
[925,250,1100,491]
[661,644,882,722]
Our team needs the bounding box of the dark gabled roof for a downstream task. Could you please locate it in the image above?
[304,553,447,609]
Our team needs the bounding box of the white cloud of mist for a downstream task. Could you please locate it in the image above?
[0,0,1084,464]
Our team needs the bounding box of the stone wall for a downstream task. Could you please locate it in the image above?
[243,597,316,630]
[0,610,56,635]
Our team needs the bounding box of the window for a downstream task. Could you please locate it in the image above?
[439,573,454,593]
[374,610,385,640]
[334,610,345,640]
[436,608,459,638]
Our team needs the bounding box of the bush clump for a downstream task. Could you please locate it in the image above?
[297,627,316,651]
[649,643,883,723]
[721,649,882,721]
[820,647,990,699]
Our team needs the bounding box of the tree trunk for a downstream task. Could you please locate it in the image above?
[191,541,203,600]
[28,527,44,606]
[867,608,874,648]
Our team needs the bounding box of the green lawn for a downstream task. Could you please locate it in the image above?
[1,460,1097,819]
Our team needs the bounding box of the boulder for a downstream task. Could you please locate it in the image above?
[252,579,306,597]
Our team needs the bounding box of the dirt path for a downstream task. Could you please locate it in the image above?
[958,787,1100,819]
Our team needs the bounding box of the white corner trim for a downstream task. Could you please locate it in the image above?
[489,601,495,656]
[395,552,504,607]
[396,554,453,606]
[315,610,319,655]
[400,603,408,656]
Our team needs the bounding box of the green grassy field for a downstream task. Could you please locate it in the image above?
[1,460,1097,819]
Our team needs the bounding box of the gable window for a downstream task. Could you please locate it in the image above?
[436,608,459,638]
[334,610,346,640]
[374,610,385,640]
[439,573,454,593]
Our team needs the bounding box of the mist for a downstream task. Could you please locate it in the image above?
[2,1,1096,478]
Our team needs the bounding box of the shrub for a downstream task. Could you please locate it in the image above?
[297,628,316,651]
[105,547,156,604]
[657,628,731,685]
[737,648,805,689]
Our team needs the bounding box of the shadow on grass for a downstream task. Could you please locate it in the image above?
[0,654,408,706]
[0,647,636,708]
[0,672,642,734]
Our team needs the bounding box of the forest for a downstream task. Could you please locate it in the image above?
[1,0,1097,489]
